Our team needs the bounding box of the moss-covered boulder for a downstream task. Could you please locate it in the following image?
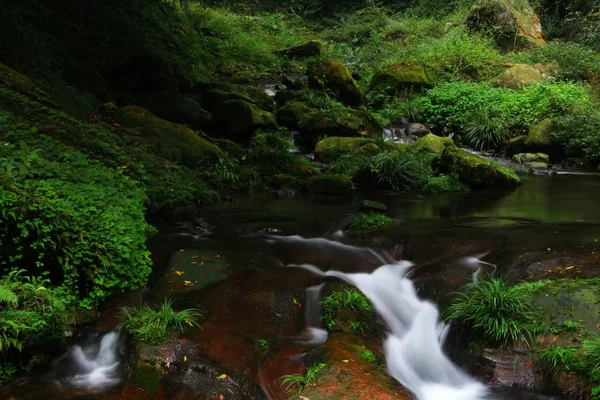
[300,109,382,144]
[276,101,313,129]
[0,62,35,93]
[308,59,362,106]
[355,143,382,157]
[307,174,355,196]
[466,0,546,50]
[139,92,212,129]
[414,133,455,156]
[314,137,373,162]
[439,146,521,189]
[370,63,434,95]
[212,100,277,139]
[506,135,527,156]
[194,82,274,112]
[114,106,223,165]
[524,119,563,159]
[277,41,323,59]
[494,63,558,90]
[512,153,550,164]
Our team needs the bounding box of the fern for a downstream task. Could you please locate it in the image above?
[0,285,18,307]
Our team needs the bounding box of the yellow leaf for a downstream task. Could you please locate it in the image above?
[184,280,193,286]
[184,356,187,362]
[292,298,299,305]
[175,271,184,276]
[565,266,575,270]
[218,374,228,379]
[342,359,349,363]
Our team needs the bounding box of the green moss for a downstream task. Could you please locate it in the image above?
[308,59,362,106]
[423,174,468,194]
[300,109,382,139]
[494,64,552,90]
[355,143,382,157]
[526,118,553,147]
[348,212,392,238]
[212,100,277,139]
[115,106,223,165]
[314,137,373,162]
[369,63,433,95]
[413,134,454,156]
[276,101,314,129]
[512,153,550,164]
[307,174,355,196]
[439,146,521,189]
[197,83,275,112]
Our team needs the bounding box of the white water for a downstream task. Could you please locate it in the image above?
[59,331,122,389]
[291,259,488,400]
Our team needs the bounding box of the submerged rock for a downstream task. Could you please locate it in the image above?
[308,59,362,106]
[114,106,223,165]
[466,0,546,50]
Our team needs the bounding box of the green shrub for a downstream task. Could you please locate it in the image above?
[583,335,600,378]
[0,140,153,308]
[349,212,392,237]
[281,362,327,397]
[358,151,432,191]
[360,349,378,363]
[0,270,66,353]
[550,108,600,166]
[537,346,579,371]
[119,298,201,345]
[321,288,373,330]
[445,279,539,345]
[423,173,467,194]
[463,106,509,150]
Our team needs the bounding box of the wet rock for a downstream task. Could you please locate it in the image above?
[314,137,373,162]
[480,346,543,389]
[308,59,362,106]
[137,91,212,130]
[359,200,388,213]
[212,100,277,139]
[512,153,550,164]
[114,106,223,165]
[439,145,521,189]
[466,0,545,50]
[369,63,434,96]
[282,74,309,90]
[307,174,355,196]
[407,122,430,137]
[155,354,266,400]
[300,333,411,400]
[194,82,274,112]
[277,41,323,59]
[495,63,559,90]
[276,101,313,129]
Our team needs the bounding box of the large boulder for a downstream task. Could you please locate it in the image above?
[494,62,558,90]
[314,137,374,162]
[138,91,212,129]
[307,174,355,196]
[414,134,455,156]
[212,100,277,139]
[512,152,550,164]
[439,146,521,189]
[506,135,527,156]
[308,59,362,106]
[370,63,434,95]
[194,82,274,112]
[277,41,323,59]
[524,118,562,159]
[114,106,223,165]
[276,101,314,129]
[466,0,546,50]
[300,109,382,139]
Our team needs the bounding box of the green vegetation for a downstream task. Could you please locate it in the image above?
[321,288,373,331]
[360,349,378,364]
[257,339,270,353]
[281,362,327,398]
[118,299,202,345]
[348,212,392,238]
[445,279,539,345]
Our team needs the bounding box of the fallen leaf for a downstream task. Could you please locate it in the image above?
[218,374,228,379]
[175,271,184,276]
[565,266,575,270]
[342,359,349,363]
[184,280,193,286]
[184,356,187,362]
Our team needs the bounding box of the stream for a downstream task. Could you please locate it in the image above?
[4,174,600,400]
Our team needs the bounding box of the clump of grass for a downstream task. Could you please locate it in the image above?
[463,106,509,150]
[422,173,467,194]
[582,335,600,378]
[445,279,539,346]
[281,362,326,398]
[359,151,432,191]
[119,298,201,345]
[321,288,373,330]
[562,320,584,331]
[257,338,269,353]
[349,212,392,238]
[360,349,378,364]
[537,346,579,371]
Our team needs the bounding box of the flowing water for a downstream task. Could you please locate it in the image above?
[5,174,600,399]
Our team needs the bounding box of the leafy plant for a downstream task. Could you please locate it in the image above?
[257,338,269,352]
[119,299,201,345]
[348,212,392,238]
[463,106,509,150]
[422,173,466,194]
[562,320,584,331]
[360,349,378,363]
[359,151,432,191]
[445,279,539,345]
[537,346,579,371]
[321,288,373,331]
[582,335,600,377]
[280,362,327,397]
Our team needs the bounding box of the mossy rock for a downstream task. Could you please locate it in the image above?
[114,106,223,165]
[314,137,373,162]
[277,41,323,59]
[506,135,527,157]
[523,161,549,169]
[512,153,550,164]
[194,82,274,112]
[439,146,521,189]
[212,138,246,159]
[355,143,382,157]
[524,119,563,159]
[276,101,314,129]
[494,63,555,90]
[138,91,212,129]
[308,59,361,106]
[413,134,454,156]
[300,109,382,147]
[358,200,388,213]
[212,100,277,139]
[466,0,546,50]
[0,62,35,94]
[369,63,434,95]
[307,174,355,196]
